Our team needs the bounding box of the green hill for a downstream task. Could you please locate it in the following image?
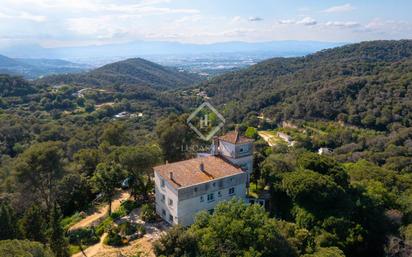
[201,40,412,130]
[37,58,202,89]
[0,54,87,79]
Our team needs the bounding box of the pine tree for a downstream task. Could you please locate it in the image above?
[0,202,17,240]
[20,205,47,243]
[49,204,69,257]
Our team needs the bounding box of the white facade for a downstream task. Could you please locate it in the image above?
[154,131,254,227]
[155,171,247,226]
[218,140,253,183]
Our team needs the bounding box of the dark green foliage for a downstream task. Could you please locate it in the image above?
[48,205,70,257]
[297,152,349,188]
[104,227,125,246]
[56,173,93,216]
[156,114,195,162]
[140,203,156,222]
[67,228,99,246]
[0,239,54,257]
[153,225,198,257]
[0,74,37,97]
[282,170,346,212]
[120,200,140,214]
[155,199,299,257]
[0,202,18,240]
[73,149,100,176]
[91,162,124,215]
[118,221,144,236]
[95,216,113,236]
[111,145,161,200]
[15,141,65,210]
[20,205,47,243]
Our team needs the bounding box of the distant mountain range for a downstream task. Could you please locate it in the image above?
[0,54,89,79]
[36,58,202,89]
[0,40,345,63]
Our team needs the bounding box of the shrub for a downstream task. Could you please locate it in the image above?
[0,240,54,257]
[67,228,100,246]
[136,224,146,235]
[110,207,127,220]
[121,200,140,214]
[140,204,156,222]
[95,216,113,236]
[104,227,125,246]
[118,222,137,236]
[61,212,84,230]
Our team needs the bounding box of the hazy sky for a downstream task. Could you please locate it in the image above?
[1,0,412,48]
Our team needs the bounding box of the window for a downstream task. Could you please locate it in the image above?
[161,179,165,188]
[162,209,166,216]
[194,187,198,193]
[212,182,216,187]
[218,191,222,197]
[169,215,173,222]
[161,194,165,203]
[207,193,214,202]
[240,148,244,152]
[200,196,204,202]
[208,209,214,215]
[229,187,235,195]
[168,198,173,206]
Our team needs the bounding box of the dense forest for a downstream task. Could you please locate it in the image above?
[37,58,203,89]
[0,40,411,257]
[201,40,412,130]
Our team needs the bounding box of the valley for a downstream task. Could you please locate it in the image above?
[0,40,411,257]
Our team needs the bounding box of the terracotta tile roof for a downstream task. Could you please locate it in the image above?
[154,156,243,189]
[218,131,254,144]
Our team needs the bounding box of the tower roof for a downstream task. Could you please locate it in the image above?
[218,130,254,144]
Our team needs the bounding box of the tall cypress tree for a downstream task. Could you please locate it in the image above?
[20,205,47,243]
[0,202,18,240]
[49,204,69,257]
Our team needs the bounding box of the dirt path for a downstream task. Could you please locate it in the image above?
[258,131,277,146]
[72,233,108,257]
[70,190,130,231]
[72,207,168,257]
[89,236,156,257]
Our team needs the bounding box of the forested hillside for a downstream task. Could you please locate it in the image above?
[37,58,202,89]
[0,40,412,257]
[202,40,412,131]
[0,54,88,79]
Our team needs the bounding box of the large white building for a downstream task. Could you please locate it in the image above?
[154,130,254,226]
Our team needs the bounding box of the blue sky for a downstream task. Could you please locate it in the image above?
[0,0,411,48]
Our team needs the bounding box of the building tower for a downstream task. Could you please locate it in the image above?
[214,128,254,187]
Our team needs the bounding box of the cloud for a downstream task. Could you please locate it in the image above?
[296,17,317,26]
[248,16,263,22]
[231,16,242,22]
[278,19,295,25]
[175,15,202,23]
[322,4,355,13]
[325,21,360,28]
[279,17,317,26]
[0,11,46,22]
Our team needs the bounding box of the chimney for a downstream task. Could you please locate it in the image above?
[211,136,219,155]
[234,125,240,142]
[199,162,205,172]
[169,171,173,181]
